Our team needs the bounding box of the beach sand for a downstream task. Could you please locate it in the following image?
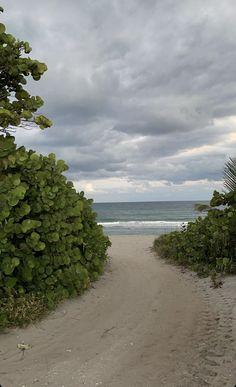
[0,235,235,386]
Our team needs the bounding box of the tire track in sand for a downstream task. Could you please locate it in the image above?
[179,272,236,387]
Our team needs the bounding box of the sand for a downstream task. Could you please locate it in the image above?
[0,235,235,387]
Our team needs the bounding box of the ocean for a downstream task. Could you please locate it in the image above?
[93,201,208,235]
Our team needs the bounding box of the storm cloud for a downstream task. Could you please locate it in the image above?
[1,0,236,201]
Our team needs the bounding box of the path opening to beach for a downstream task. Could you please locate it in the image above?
[0,235,235,386]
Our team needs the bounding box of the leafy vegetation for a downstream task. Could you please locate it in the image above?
[0,136,111,328]
[153,189,236,276]
[0,7,52,132]
[0,9,110,328]
[224,157,236,192]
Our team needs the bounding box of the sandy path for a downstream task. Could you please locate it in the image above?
[0,235,235,387]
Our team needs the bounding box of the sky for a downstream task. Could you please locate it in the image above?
[1,0,236,202]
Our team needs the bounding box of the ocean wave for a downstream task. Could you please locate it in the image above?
[98,221,188,228]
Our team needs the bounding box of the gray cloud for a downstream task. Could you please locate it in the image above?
[1,0,236,200]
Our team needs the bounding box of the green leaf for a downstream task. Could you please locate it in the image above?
[19,203,31,217]
[30,153,39,161]
[27,258,36,269]
[12,258,20,267]
[23,41,32,54]
[30,232,40,241]
[37,62,47,74]
[8,155,16,165]
[0,23,6,33]
[12,177,20,186]
[5,277,17,288]
[1,258,15,275]
[21,219,41,233]
[34,115,53,129]
[48,232,59,242]
[34,241,46,251]
[223,257,230,267]
[21,267,32,282]
[21,110,32,119]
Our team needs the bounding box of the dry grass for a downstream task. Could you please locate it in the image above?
[0,292,49,329]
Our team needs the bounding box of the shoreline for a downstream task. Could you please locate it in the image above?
[0,235,235,386]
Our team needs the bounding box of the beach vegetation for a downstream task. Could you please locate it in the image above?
[0,9,110,329]
[0,6,52,133]
[224,157,236,192]
[0,135,110,328]
[153,182,236,276]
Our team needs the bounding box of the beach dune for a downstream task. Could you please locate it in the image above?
[0,235,235,386]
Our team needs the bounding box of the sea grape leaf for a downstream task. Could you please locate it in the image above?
[0,23,6,33]
[5,277,17,288]
[21,219,41,233]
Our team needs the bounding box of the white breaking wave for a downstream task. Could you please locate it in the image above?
[98,221,188,228]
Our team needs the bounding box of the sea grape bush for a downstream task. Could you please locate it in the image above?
[0,9,110,327]
[0,135,111,314]
[153,190,236,275]
[0,8,52,132]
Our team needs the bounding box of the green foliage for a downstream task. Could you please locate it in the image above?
[224,157,236,192]
[0,8,52,131]
[153,190,236,275]
[0,136,111,326]
[194,203,211,212]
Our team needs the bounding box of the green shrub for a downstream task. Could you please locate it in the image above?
[0,10,52,132]
[0,135,111,325]
[153,190,236,275]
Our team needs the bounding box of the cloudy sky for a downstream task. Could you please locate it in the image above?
[2,0,236,202]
